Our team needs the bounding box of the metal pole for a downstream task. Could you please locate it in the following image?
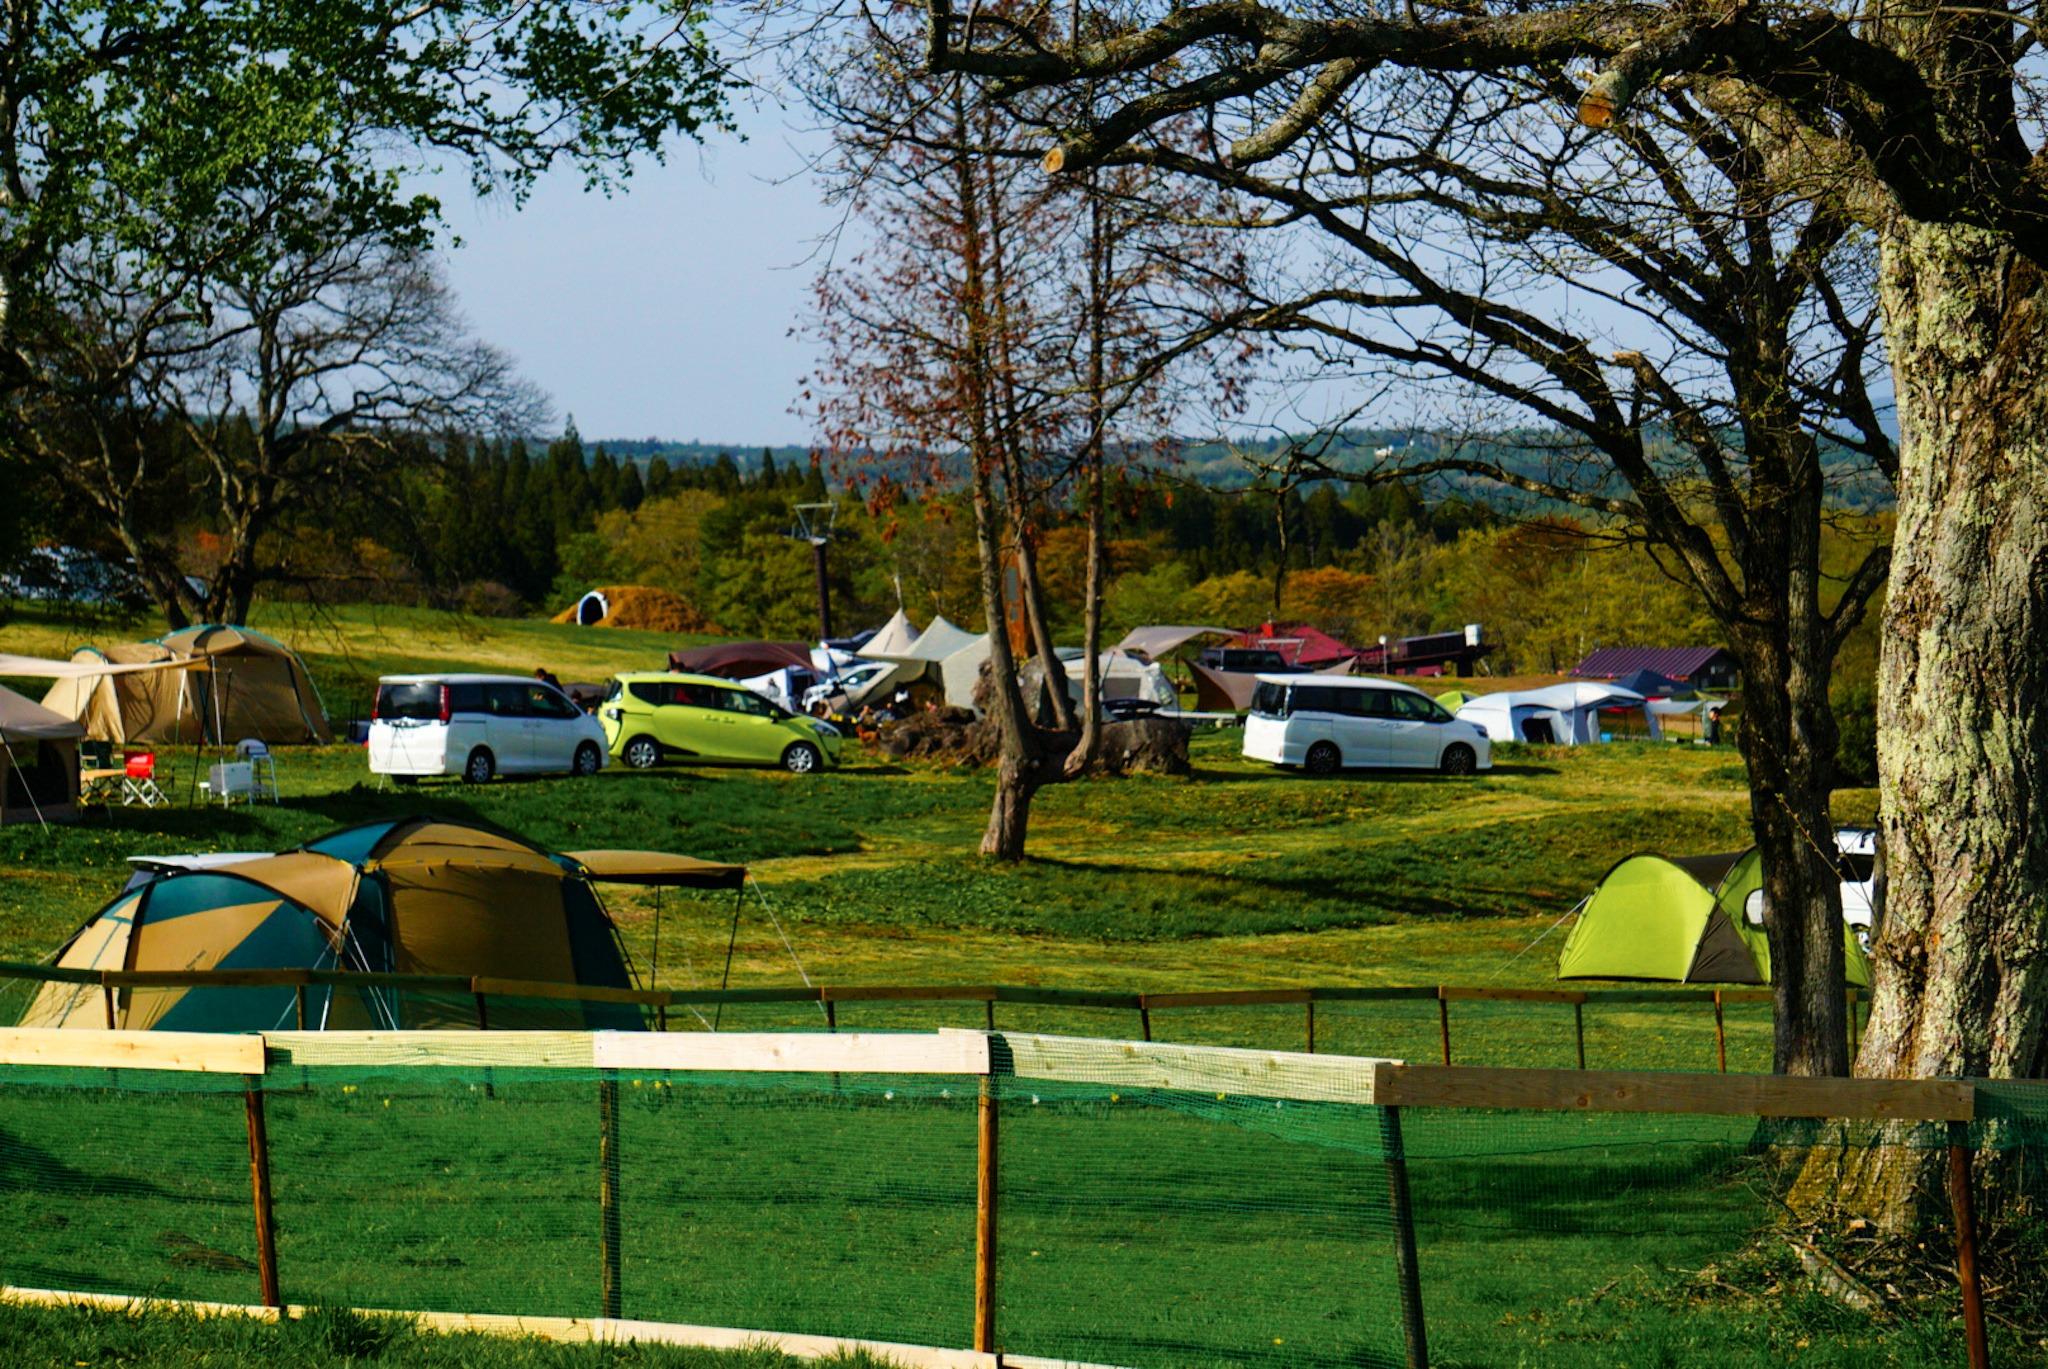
[812,539,833,641]
[974,1076,999,1354]
[1438,995,1451,1066]
[1139,1005,1152,1042]
[244,1080,282,1308]
[1378,1105,1429,1368]
[1306,999,1317,1054]
[1572,1000,1586,1070]
[1947,1121,1989,1369]
[713,891,742,1031]
[600,1073,623,1319]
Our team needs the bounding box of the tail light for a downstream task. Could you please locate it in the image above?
[439,684,452,723]
[372,685,386,720]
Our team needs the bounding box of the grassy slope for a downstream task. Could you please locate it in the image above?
[5,603,1961,1365]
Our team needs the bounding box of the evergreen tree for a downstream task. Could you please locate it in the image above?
[616,460,645,512]
[645,456,673,499]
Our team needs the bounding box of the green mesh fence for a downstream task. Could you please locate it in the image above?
[2,1047,2043,1367]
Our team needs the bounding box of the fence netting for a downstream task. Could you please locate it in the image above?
[1,1052,2044,1367]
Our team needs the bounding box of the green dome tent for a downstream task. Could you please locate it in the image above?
[1557,850,1870,987]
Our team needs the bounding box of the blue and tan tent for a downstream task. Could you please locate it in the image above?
[21,817,744,1032]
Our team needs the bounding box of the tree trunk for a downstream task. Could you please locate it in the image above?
[1828,218,2048,1227]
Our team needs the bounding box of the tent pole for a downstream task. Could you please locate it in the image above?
[0,733,50,833]
[712,889,742,1031]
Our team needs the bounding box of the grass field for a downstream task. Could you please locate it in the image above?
[5,602,1991,1367]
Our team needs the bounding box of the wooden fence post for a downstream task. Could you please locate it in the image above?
[243,1079,281,1309]
[984,998,996,1032]
[600,1072,623,1319]
[1947,1120,1989,1369]
[1713,991,1727,1074]
[974,1075,999,1354]
[472,991,490,1031]
[1306,999,1317,1055]
[1572,1001,1586,1070]
[1139,1005,1152,1042]
[1377,1105,1429,1368]
[1437,995,1451,1067]
[825,999,838,1033]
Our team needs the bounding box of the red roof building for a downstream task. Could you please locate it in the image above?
[1573,646,1738,690]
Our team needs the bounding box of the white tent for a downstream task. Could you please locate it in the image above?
[1059,649,1178,710]
[862,609,920,658]
[868,614,981,665]
[939,635,993,711]
[1456,682,1658,745]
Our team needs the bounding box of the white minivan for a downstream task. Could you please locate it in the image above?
[368,674,608,784]
[1243,676,1492,776]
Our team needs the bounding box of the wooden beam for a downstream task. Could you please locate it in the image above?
[0,1028,264,1075]
[263,1031,598,1071]
[822,984,1000,1003]
[998,1033,1390,1104]
[1439,986,1586,1004]
[1139,989,1310,1009]
[1370,1063,1976,1121]
[594,1031,991,1076]
[973,1078,998,1353]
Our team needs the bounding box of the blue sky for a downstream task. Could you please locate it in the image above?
[434,104,840,448]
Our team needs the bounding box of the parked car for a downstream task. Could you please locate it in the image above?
[368,674,608,784]
[602,672,844,773]
[1199,646,1300,673]
[1243,675,1491,775]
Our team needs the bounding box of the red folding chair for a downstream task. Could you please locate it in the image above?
[121,750,167,808]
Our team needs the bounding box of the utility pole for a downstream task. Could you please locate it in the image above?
[792,502,837,640]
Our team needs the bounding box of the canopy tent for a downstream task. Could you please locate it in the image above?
[1454,682,1657,745]
[865,614,981,665]
[1188,657,1354,711]
[862,609,921,657]
[0,685,83,827]
[20,816,745,1032]
[939,634,993,711]
[667,641,813,679]
[1557,850,1871,987]
[40,626,330,745]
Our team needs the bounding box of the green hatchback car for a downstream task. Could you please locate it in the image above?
[601,672,844,773]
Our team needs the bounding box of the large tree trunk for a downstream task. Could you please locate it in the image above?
[1829,219,2048,1227]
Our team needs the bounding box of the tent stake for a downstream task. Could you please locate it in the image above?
[243,1080,281,1308]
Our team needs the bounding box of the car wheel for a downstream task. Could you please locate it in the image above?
[1304,741,1342,776]
[623,736,661,770]
[782,742,823,774]
[463,748,495,784]
[1440,743,1478,776]
[572,742,602,776]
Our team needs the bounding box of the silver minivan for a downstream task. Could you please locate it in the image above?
[368,674,608,784]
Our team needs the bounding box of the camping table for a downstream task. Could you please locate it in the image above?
[79,767,126,804]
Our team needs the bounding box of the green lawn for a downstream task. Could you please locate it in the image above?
[6,602,1992,1366]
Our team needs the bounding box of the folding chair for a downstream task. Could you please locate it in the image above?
[234,738,279,803]
[121,750,167,807]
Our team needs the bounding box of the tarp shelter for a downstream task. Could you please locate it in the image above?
[20,816,746,1032]
[1455,682,1657,745]
[39,626,330,745]
[0,685,83,826]
[1114,625,1234,662]
[1557,850,1871,986]
[1188,657,1354,711]
[667,641,813,679]
[1609,667,1692,698]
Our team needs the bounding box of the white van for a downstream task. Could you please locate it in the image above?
[1243,675,1492,775]
[368,674,608,784]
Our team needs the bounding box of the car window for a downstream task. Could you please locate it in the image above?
[1250,681,1290,718]
[482,683,528,716]
[526,685,580,719]
[628,681,663,706]
[375,683,441,721]
[1389,692,1448,722]
[448,683,486,714]
[721,688,781,717]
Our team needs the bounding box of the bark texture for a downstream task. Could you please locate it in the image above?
[1826,218,2048,1225]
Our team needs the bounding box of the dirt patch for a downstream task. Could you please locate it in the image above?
[551,585,719,634]
[871,709,1189,776]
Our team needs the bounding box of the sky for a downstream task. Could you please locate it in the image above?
[433,103,842,449]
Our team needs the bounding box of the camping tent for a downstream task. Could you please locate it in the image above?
[863,609,921,657]
[1608,667,1693,698]
[1057,649,1178,710]
[40,626,330,745]
[0,686,82,826]
[1455,682,1657,745]
[1434,689,1474,713]
[1556,850,1871,986]
[19,816,745,1032]
[939,634,993,711]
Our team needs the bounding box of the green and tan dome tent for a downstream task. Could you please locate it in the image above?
[1557,850,1871,987]
[20,816,744,1032]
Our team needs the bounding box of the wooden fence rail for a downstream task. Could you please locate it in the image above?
[0,961,1852,1073]
[0,1028,2018,1369]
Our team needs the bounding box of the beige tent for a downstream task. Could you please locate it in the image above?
[0,685,84,826]
[42,626,330,745]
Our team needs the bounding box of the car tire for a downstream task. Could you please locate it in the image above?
[462,748,495,784]
[1440,743,1478,776]
[1304,741,1342,776]
[623,736,661,770]
[572,742,602,777]
[782,742,823,774]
